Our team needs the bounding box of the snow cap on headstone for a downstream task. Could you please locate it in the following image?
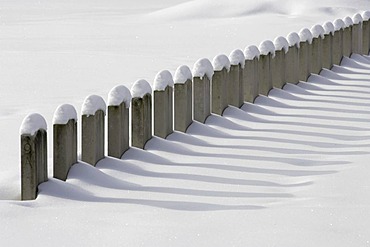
[343,16,354,27]
[244,45,260,60]
[323,21,335,35]
[352,13,363,24]
[273,36,289,53]
[131,79,152,98]
[212,54,231,72]
[192,58,214,79]
[311,24,325,39]
[299,28,313,44]
[108,85,132,107]
[362,11,370,21]
[287,32,300,48]
[334,19,345,31]
[153,70,174,91]
[259,40,275,57]
[229,49,245,68]
[53,104,78,125]
[174,65,192,84]
[81,95,106,116]
[20,113,47,135]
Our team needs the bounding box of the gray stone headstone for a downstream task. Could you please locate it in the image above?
[174,79,192,132]
[193,75,211,123]
[212,68,228,115]
[352,23,363,54]
[271,49,285,89]
[154,86,173,138]
[108,102,129,158]
[343,26,352,57]
[131,94,152,149]
[285,46,299,84]
[243,58,259,103]
[298,41,310,81]
[310,37,322,74]
[362,20,370,54]
[258,54,272,96]
[332,29,343,65]
[322,34,333,69]
[228,64,244,107]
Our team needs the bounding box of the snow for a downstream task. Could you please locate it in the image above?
[299,28,313,44]
[258,40,275,57]
[286,32,300,48]
[352,13,363,24]
[343,16,354,27]
[52,104,78,125]
[19,113,47,135]
[229,49,245,68]
[212,54,231,72]
[310,24,325,38]
[174,65,192,84]
[273,36,289,53]
[81,95,106,116]
[322,21,335,35]
[362,10,370,21]
[131,79,152,98]
[107,85,132,108]
[244,45,260,60]
[192,58,214,79]
[333,18,346,30]
[153,70,174,91]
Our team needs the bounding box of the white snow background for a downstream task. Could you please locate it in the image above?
[1,0,370,246]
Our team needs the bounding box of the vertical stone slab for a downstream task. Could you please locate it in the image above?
[321,34,333,69]
[228,49,245,107]
[20,113,48,200]
[154,86,173,138]
[352,14,363,54]
[343,27,353,57]
[174,65,193,132]
[362,20,370,54]
[298,41,309,81]
[244,45,260,103]
[273,36,289,88]
[131,79,152,149]
[310,37,322,74]
[286,32,300,84]
[332,29,343,65]
[258,40,275,95]
[212,68,228,115]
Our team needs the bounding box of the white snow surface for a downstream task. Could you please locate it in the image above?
[287,32,300,48]
[107,85,132,108]
[344,16,354,27]
[153,70,174,91]
[81,95,106,116]
[273,36,289,53]
[192,58,214,79]
[52,104,78,125]
[244,45,260,60]
[259,40,275,57]
[229,49,245,68]
[352,13,363,24]
[212,54,231,72]
[131,79,152,98]
[299,28,313,44]
[323,21,335,35]
[334,18,346,30]
[174,65,192,84]
[19,113,47,135]
[311,24,325,38]
[362,10,370,20]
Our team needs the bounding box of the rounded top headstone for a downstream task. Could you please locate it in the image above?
[108,85,132,107]
[20,113,47,135]
[53,104,78,125]
[174,65,192,84]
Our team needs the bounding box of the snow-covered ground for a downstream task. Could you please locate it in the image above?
[1,0,370,246]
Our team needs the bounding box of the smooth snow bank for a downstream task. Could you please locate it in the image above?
[131,79,152,98]
[362,10,370,20]
[352,13,363,24]
[52,104,78,125]
[19,113,47,135]
[334,18,346,30]
[259,40,275,57]
[81,95,106,116]
[153,70,174,91]
[311,24,325,38]
[212,54,231,72]
[273,36,289,53]
[229,49,245,68]
[192,58,214,79]
[287,32,300,48]
[343,16,353,27]
[323,21,335,35]
[244,45,260,60]
[174,65,192,84]
[299,28,313,44]
[107,85,132,107]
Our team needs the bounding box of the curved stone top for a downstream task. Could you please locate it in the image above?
[153,70,174,91]
[192,58,214,79]
[212,54,231,72]
[20,113,47,135]
[343,16,353,27]
[352,13,363,24]
[53,104,78,125]
[229,49,245,68]
[81,95,106,116]
[244,45,260,60]
[287,32,300,48]
[334,18,346,31]
[273,36,289,53]
[174,65,192,84]
[259,40,275,57]
[310,24,325,39]
[299,28,313,44]
[362,10,370,21]
[323,21,335,35]
[131,79,152,98]
[108,85,132,107]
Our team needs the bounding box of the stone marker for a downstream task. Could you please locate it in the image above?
[352,14,363,54]
[343,17,353,57]
[362,11,370,54]
[273,36,289,88]
[286,32,300,84]
[228,49,245,107]
[298,28,313,82]
[212,54,230,115]
[258,40,274,95]
[243,45,260,103]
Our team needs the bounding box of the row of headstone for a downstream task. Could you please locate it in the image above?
[19,11,370,200]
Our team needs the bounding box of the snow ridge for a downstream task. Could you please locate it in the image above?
[343,16,353,27]
[299,28,313,44]
[323,21,335,35]
[287,32,300,48]
[131,79,152,98]
[311,24,325,38]
[174,65,192,84]
[334,19,346,30]
[229,49,245,68]
[244,45,260,60]
[108,85,132,107]
[53,104,78,125]
[259,40,275,57]
[352,13,363,24]
[192,58,214,79]
[81,95,106,116]
[273,36,289,53]
[212,54,231,72]
[153,70,174,91]
[20,113,47,135]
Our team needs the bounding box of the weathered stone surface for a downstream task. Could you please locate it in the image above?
[362,20,370,54]
[332,30,343,65]
[322,34,333,69]
[174,80,192,132]
[343,26,352,57]
[131,94,152,149]
[228,64,244,107]
[258,54,272,96]
[244,58,259,103]
[285,46,299,84]
[108,102,129,158]
[154,86,173,139]
[271,50,285,89]
[193,75,211,123]
[212,68,228,115]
